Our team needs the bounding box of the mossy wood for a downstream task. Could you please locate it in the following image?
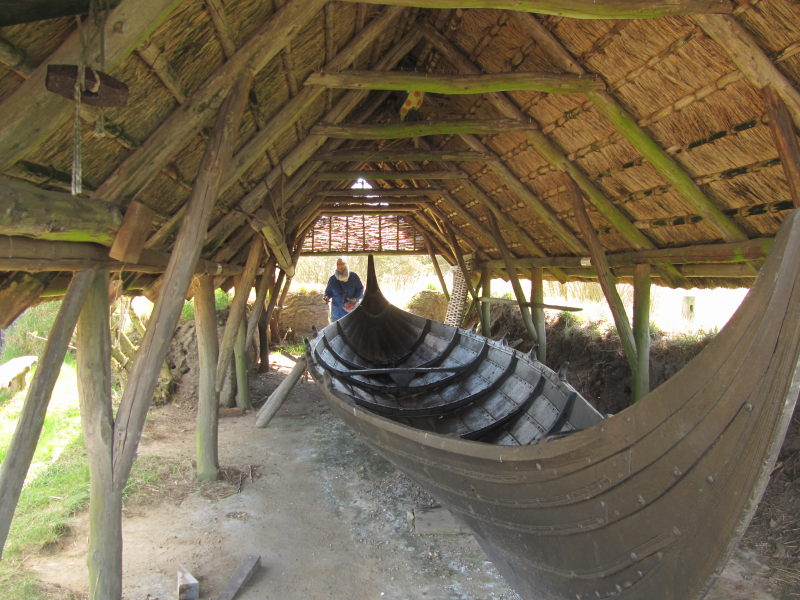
[306,70,604,94]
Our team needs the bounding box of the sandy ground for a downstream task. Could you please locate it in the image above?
[26,356,786,600]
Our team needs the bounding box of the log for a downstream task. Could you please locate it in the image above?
[111,73,252,487]
[632,263,651,401]
[317,189,437,198]
[0,0,123,26]
[0,272,53,328]
[194,274,220,481]
[234,319,252,410]
[530,268,546,362]
[0,269,94,558]
[109,201,155,263]
[424,235,449,301]
[477,296,580,311]
[311,119,537,139]
[0,179,122,244]
[312,150,487,163]
[218,555,261,600]
[256,357,307,427]
[306,70,604,94]
[479,266,491,335]
[246,255,277,343]
[336,0,733,19]
[76,269,123,600]
[316,170,466,181]
[764,86,800,208]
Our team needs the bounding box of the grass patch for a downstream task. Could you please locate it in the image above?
[180,288,231,321]
[0,301,62,364]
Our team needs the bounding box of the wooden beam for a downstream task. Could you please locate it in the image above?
[0,272,53,328]
[205,0,237,58]
[479,265,491,334]
[0,0,182,171]
[569,180,638,375]
[194,274,220,481]
[316,170,466,181]
[486,211,538,344]
[764,86,800,208]
[530,268,545,362]
[695,14,800,130]
[111,73,252,487]
[136,39,188,103]
[421,22,687,288]
[0,1,123,26]
[0,178,122,244]
[317,188,437,198]
[335,0,733,19]
[313,150,487,163]
[93,0,327,206]
[632,263,651,401]
[109,201,155,263]
[0,269,94,558]
[233,315,252,409]
[312,119,537,139]
[246,254,276,343]
[251,210,293,276]
[423,233,449,300]
[306,70,604,94]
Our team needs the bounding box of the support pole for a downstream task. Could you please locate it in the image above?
[486,211,538,345]
[530,268,546,363]
[234,318,252,410]
[76,268,123,600]
[568,178,639,377]
[0,269,94,557]
[255,357,307,427]
[246,254,276,343]
[764,86,800,208]
[443,223,479,303]
[479,265,492,335]
[424,234,449,300]
[632,263,651,401]
[194,274,220,481]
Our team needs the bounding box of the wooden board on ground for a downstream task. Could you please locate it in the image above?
[409,506,470,535]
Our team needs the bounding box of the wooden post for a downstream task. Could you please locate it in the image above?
[256,357,307,427]
[245,255,276,344]
[764,86,800,208]
[568,178,639,376]
[632,263,651,401]
[423,234,449,301]
[234,318,252,410]
[75,269,122,600]
[443,223,479,303]
[109,201,155,263]
[111,73,252,488]
[258,311,270,373]
[486,211,538,344]
[530,267,546,363]
[216,237,264,391]
[479,265,492,335]
[194,274,220,481]
[0,269,94,557]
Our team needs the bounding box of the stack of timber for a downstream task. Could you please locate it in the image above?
[306,209,800,600]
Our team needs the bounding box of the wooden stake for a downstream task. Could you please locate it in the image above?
[0,269,94,557]
[111,73,252,487]
[530,268,546,363]
[632,263,651,401]
[75,269,123,600]
[194,274,220,481]
[568,178,638,375]
[764,86,800,208]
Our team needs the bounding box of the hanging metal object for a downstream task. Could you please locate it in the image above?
[45,65,128,107]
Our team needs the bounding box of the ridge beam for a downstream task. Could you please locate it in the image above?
[311,119,538,139]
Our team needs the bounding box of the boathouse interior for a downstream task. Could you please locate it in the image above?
[0,0,799,597]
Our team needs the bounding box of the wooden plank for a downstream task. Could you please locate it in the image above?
[312,119,537,139]
[764,86,800,208]
[109,201,155,263]
[306,70,604,94]
[93,0,327,206]
[0,0,183,171]
[0,178,122,244]
[217,555,261,600]
[411,506,470,535]
[256,357,307,427]
[0,270,94,557]
[111,73,252,487]
[335,0,733,18]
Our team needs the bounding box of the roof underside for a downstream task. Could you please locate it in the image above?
[1,0,799,295]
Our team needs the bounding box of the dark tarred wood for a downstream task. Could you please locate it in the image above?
[46,65,129,107]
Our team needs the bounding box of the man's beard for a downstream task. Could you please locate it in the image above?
[335,267,350,282]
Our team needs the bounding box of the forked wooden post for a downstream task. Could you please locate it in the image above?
[568,178,639,378]
[486,211,538,345]
[245,254,276,343]
[75,269,122,600]
[530,267,546,363]
[479,265,492,335]
[0,269,94,558]
[632,263,651,401]
[194,274,220,481]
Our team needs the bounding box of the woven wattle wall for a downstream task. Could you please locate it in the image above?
[302,214,426,253]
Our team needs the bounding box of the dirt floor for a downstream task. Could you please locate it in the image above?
[22,351,798,600]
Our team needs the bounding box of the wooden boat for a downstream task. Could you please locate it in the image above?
[305,211,800,600]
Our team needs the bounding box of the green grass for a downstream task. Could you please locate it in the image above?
[0,301,62,364]
[180,288,231,321]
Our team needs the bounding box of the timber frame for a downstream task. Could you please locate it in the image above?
[1,1,800,598]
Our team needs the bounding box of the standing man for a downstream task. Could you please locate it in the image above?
[324,257,364,321]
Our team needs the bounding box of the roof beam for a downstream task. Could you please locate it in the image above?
[694,14,800,130]
[93,0,328,206]
[306,70,604,94]
[313,150,487,163]
[0,0,183,171]
[764,87,800,208]
[316,170,466,181]
[204,0,237,58]
[317,188,438,198]
[420,22,686,288]
[335,0,733,19]
[311,119,537,139]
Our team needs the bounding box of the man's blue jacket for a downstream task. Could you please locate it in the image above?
[324,273,364,321]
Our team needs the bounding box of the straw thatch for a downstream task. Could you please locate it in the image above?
[0,1,799,298]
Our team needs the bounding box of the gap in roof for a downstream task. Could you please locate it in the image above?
[350,176,385,205]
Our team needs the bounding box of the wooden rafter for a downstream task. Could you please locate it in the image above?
[335,0,733,19]
[205,0,237,58]
[306,70,604,94]
[313,149,487,163]
[311,119,538,139]
[136,39,188,104]
[764,87,800,208]
[316,170,466,181]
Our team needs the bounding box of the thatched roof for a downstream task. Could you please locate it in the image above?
[1,0,799,300]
